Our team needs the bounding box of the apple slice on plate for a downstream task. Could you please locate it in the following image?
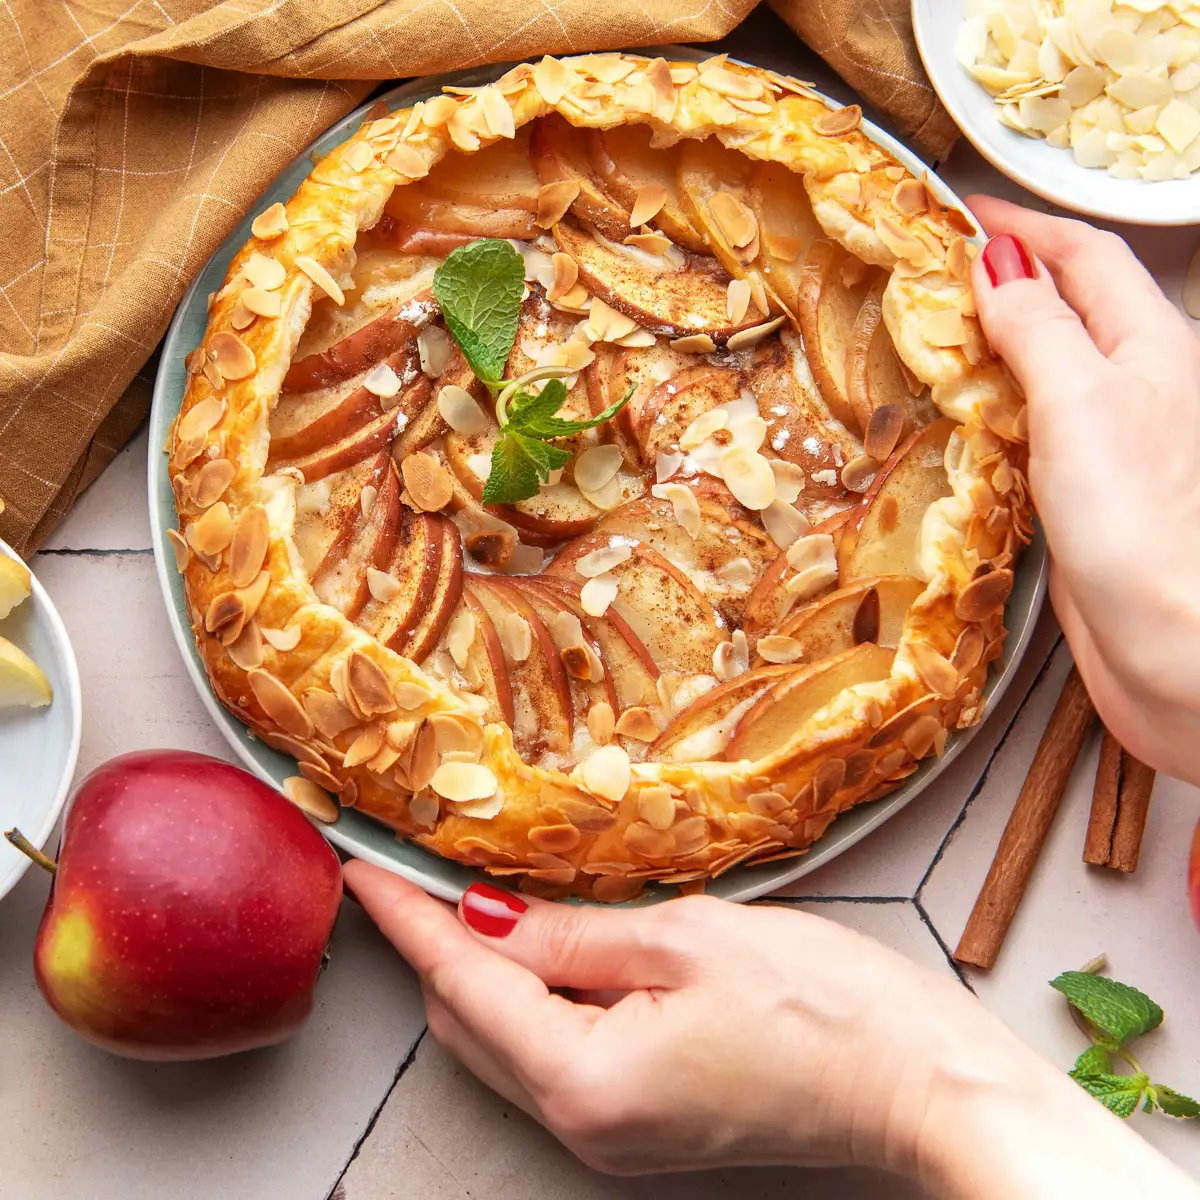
[675,139,764,284]
[633,363,742,464]
[531,114,632,241]
[726,642,896,762]
[423,126,540,211]
[274,406,406,484]
[383,184,538,242]
[310,452,401,619]
[392,346,479,460]
[292,455,379,577]
[356,508,443,654]
[428,583,515,727]
[769,575,925,664]
[553,219,767,341]
[742,160,822,318]
[651,664,798,761]
[398,515,464,663]
[838,417,955,584]
[587,125,708,253]
[587,337,692,462]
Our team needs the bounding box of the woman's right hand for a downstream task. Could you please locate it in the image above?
[968,197,1200,784]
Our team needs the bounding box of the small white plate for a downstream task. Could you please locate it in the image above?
[912,0,1200,226]
[0,543,82,901]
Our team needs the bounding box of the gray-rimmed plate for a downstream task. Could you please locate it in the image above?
[148,50,1047,904]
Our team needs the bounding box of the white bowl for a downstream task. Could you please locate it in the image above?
[912,0,1200,226]
[0,543,82,901]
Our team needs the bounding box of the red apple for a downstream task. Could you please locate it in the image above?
[7,750,341,1061]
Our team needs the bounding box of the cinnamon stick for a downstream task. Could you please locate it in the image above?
[1083,728,1156,872]
[1083,730,1123,866]
[954,667,1096,970]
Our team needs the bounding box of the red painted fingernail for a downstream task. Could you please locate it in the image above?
[460,883,528,938]
[981,234,1036,287]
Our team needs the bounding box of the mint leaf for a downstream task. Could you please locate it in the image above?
[480,432,569,505]
[1150,1086,1200,1119]
[1050,972,1164,1045]
[512,431,570,478]
[507,383,635,439]
[433,240,524,388]
[1072,1072,1149,1119]
[505,379,570,433]
[1071,1045,1113,1077]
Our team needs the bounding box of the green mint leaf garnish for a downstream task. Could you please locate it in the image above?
[480,432,570,505]
[508,383,636,439]
[1071,1072,1150,1119]
[432,239,525,388]
[1050,971,1164,1045]
[1149,1086,1200,1119]
[1071,1045,1113,1077]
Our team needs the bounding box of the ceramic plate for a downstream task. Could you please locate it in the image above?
[912,0,1200,226]
[148,51,1048,904]
[0,542,82,901]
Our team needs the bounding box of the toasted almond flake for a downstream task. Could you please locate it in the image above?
[436,384,487,435]
[348,650,396,717]
[670,333,716,354]
[447,608,477,669]
[910,642,958,697]
[249,669,313,737]
[295,256,344,305]
[581,743,631,803]
[390,681,430,711]
[764,230,801,262]
[716,557,754,587]
[581,571,619,616]
[575,472,619,512]
[725,277,752,325]
[655,449,684,484]
[728,412,767,451]
[614,706,658,742]
[585,297,638,343]
[201,358,224,393]
[191,458,235,509]
[679,407,727,450]
[366,566,402,604]
[431,761,497,802]
[476,85,515,139]
[1184,243,1200,320]
[635,785,676,830]
[344,141,376,172]
[361,363,400,398]
[385,142,429,180]
[418,325,451,378]
[726,315,786,351]
[719,446,775,510]
[769,459,806,503]
[368,114,402,137]
[587,700,615,746]
[166,527,190,572]
[251,202,288,240]
[546,252,579,303]
[241,288,282,322]
[187,501,234,557]
[226,620,264,671]
[243,252,285,291]
[650,482,701,539]
[623,230,673,256]
[408,792,439,827]
[401,451,454,512]
[629,183,668,228]
[786,532,837,572]
[761,498,811,549]
[238,570,270,623]
[892,178,928,215]
[492,610,528,663]
[814,103,862,135]
[282,776,338,823]
[840,453,879,493]
[344,723,385,768]
[230,300,255,330]
[208,332,256,381]
[922,308,969,348]
[536,179,580,228]
[359,484,378,518]
[876,217,930,268]
[262,624,302,651]
[532,55,572,104]
[785,562,837,600]
[573,444,622,493]
[577,543,632,578]
[757,634,805,664]
[700,65,764,100]
[562,643,603,682]
[229,503,269,588]
[709,190,758,249]
[205,590,244,636]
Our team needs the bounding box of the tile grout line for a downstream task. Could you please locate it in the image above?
[757,894,912,906]
[913,896,976,994]
[912,634,1065,904]
[325,1025,428,1200]
[36,546,154,557]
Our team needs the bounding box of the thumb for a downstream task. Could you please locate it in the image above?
[971,233,1109,406]
[458,882,702,991]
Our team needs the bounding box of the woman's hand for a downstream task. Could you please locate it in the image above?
[345,864,1196,1197]
[968,197,1200,783]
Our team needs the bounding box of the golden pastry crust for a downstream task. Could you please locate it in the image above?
[169,53,1032,902]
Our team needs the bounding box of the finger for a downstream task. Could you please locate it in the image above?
[457,883,704,991]
[344,861,594,1087]
[966,195,1178,357]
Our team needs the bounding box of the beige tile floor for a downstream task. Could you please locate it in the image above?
[5,19,1200,1200]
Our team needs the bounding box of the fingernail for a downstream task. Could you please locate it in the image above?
[981,234,1036,287]
[460,883,528,938]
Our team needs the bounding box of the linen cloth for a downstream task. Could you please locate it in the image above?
[0,0,956,556]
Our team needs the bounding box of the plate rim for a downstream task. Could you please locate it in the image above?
[0,539,83,902]
[910,0,1200,227]
[148,50,1048,904]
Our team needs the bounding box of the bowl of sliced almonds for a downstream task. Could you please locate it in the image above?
[913,0,1200,225]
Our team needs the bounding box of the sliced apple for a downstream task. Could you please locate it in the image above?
[838,417,955,584]
[311,453,401,619]
[292,456,377,576]
[401,515,464,663]
[727,643,896,762]
[587,337,693,459]
[675,138,761,285]
[545,539,722,677]
[553,219,767,341]
[357,508,442,654]
[742,160,822,317]
[588,125,708,253]
[276,406,405,484]
[465,584,516,726]
[392,346,479,461]
[423,128,540,211]
[651,664,798,761]
[531,115,631,241]
[769,575,925,664]
[283,290,438,393]
[634,364,742,464]
[367,218,490,258]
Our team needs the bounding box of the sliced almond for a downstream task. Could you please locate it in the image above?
[614,706,658,741]
[864,404,904,461]
[437,384,487,434]
[263,624,302,652]
[629,183,668,228]
[418,326,451,377]
[536,179,580,228]
[230,300,255,331]
[909,642,958,698]
[955,568,1013,622]
[709,191,758,249]
[345,141,376,172]
[573,444,622,493]
[547,252,579,303]
[166,528,190,572]
[226,621,264,671]
[229,504,269,588]
[447,608,477,669]
[282,777,338,823]
[719,446,775,510]
[814,104,862,135]
[208,332,256,381]
[430,761,498,802]
[586,297,638,343]
[769,459,806,504]
[187,501,234,557]
[494,610,528,663]
[670,333,716,354]
[367,566,402,604]
[401,451,454,512]
[624,231,672,256]
[840,454,879,494]
[587,701,615,745]
[360,485,378,518]
[242,253,285,291]
[242,287,282,318]
[348,650,396,716]
[302,687,358,738]
[655,449,684,484]
[580,571,619,617]
[562,643,603,682]
[726,315,786,352]
[296,255,345,305]
[191,458,235,509]
[761,498,811,549]
[922,308,969,348]
[757,635,805,664]
[891,179,928,216]
[344,723,386,768]
[363,363,401,399]
[551,609,585,651]
[251,203,289,241]
[385,143,429,179]
[647,482,699,539]
[699,65,764,101]
[636,785,677,830]
[581,743,631,803]
[680,407,728,451]
[248,669,313,737]
[716,557,754,587]
[238,570,270,623]
[465,529,514,570]
[205,590,244,636]
[726,278,751,324]
[577,543,631,578]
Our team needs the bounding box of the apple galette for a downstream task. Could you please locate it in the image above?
[169,53,1033,901]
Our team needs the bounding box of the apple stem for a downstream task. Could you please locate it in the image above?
[4,828,57,875]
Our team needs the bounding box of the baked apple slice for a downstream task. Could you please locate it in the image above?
[531,114,631,241]
[651,664,799,762]
[553,219,767,341]
[311,453,401,619]
[392,345,480,460]
[726,642,896,762]
[292,454,380,577]
[675,138,763,286]
[276,406,407,484]
[356,508,443,655]
[587,125,708,253]
[743,160,822,317]
[770,575,925,663]
[634,364,742,464]
[423,126,540,211]
[400,515,464,663]
[838,417,955,584]
[846,277,929,435]
[587,337,693,460]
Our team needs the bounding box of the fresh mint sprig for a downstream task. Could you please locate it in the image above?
[1051,963,1199,1120]
[431,239,632,505]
